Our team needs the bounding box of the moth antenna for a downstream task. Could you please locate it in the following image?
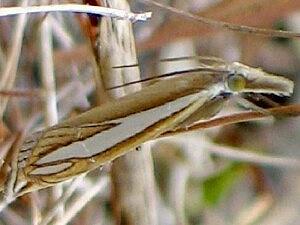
[160,55,225,63]
[107,67,228,90]
[112,55,226,69]
[112,64,139,69]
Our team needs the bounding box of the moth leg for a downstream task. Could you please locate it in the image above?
[233,95,270,115]
[175,95,229,129]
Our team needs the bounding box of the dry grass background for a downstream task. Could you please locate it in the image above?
[0,0,300,224]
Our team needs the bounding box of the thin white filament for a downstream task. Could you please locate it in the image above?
[0,4,152,22]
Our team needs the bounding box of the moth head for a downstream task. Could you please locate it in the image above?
[225,62,294,96]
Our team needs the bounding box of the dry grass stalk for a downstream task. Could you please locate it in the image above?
[0,4,151,22]
[0,0,29,118]
[96,0,158,223]
[139,0,300,50]
[39,7,64,222]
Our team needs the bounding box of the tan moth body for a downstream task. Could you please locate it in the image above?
[1,61,294,196]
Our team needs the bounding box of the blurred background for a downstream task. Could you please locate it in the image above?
[0,0,300,225]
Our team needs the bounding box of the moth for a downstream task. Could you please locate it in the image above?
[0,60,294,198]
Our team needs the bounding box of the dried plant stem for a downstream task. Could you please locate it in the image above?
[0,4,152,22]
[48,16,74,49]
[0,132,26,212]
[0,44,6,70]
[39,174,87,225]
[1,206,25,225]
[143,0,300,38]
[234,193,274,225]
[0,135,17,162]
[40,13,63,222]
[0,0,28,118]
[0,197,14,212]
[97,0,158,223]
[207,144,300,169]
[31,192,41,225]
[51,176,109,225]
[40,12,57,125]
[169,164,189,225]
[0,89,41,98]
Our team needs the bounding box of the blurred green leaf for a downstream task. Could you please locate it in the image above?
[202,163,246,207]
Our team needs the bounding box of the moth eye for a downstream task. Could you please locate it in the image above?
[227,74,246,92]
